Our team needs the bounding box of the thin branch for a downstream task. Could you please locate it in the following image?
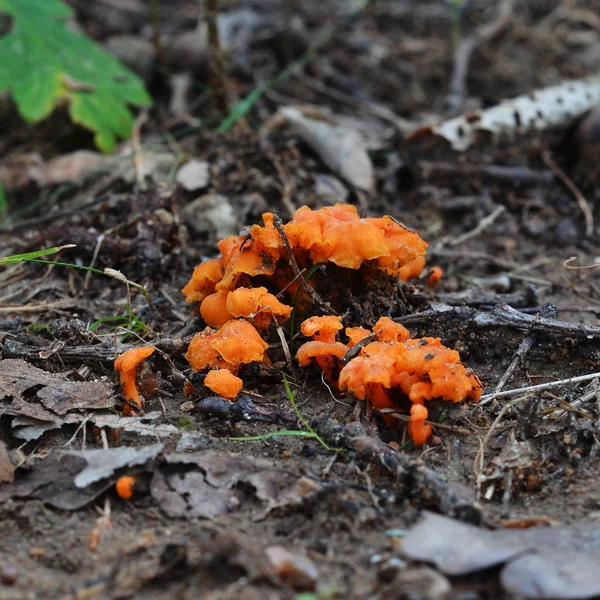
[480,372,600,406]
[541,146,594,237]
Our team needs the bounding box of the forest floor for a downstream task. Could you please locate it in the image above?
[3,1,600,598]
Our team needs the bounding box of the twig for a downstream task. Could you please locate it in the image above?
[480,372,600,406]
[494,303,557,393]
[149,0,166,66]
[397,302,600,340]
[446,0,515,113]
[474,394,530,500]
[205,0,230,115]
[541,146,594,237]
[272,214,337,316]
[444,205,506,247]
[419,161,554,186]
[131,112,148,190]
[341,333,377,365]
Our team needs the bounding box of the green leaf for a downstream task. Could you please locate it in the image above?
[0,0,152,152]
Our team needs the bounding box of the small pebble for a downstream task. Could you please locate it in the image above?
[0,565,18,585]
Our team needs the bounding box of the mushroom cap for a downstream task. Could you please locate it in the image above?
[338,353,395,400]
[408,403,432,446]
[114,346,156,374]
[185,327,228,371]
[211,319,269,366]
[365,216,428,280]
[296,341,349,367]
[204,368,243,400]
[373,317,410,343]
[182,257,223,303]
[300,315,343,341]
[114,346,155,415]
[287,204,390,269]
[200,291,233,328]
[226,286,292,328]
[345,326,371,347]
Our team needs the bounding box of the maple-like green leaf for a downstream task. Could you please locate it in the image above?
[0,0,152,152]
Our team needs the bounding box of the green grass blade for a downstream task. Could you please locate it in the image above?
[0,244,76,264]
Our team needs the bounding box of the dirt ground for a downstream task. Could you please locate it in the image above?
[3,1,600,598]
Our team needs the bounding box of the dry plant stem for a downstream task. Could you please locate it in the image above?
[131,112,148,190]
[149,0,166,66]
[444,205,506,247]
[494,304,557,393]
[480,372,600,406]
[474,394,531,500]
[446,0,515,113]
[419,161,554,186]
[205,0,230,115]
[541,147,594,237]
[275,324,295,377]
[271,214,338,316]
[341,333,377,365]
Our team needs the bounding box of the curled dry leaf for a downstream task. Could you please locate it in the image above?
[279,106,374,193]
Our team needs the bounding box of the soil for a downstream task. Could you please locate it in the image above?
[2,1,600,599]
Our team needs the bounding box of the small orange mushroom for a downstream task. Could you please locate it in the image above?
[212,319,269,367]
[181,257,224,303]
[407,403,432,447]
[427,266,443,288]
[204,368,243,399]
[373,317,410,343]
[114,346,155,415]
[116,475,137,499]
[345,326,371,347]
[200,290,233,328]
[300,315,343,343]
[226,286,293,329]
[185,320,269,386]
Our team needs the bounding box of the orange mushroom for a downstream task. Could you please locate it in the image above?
[297,316,347,382]
[204,368,243,399]
[407,403,432,447]
[427,266,443,288]
[200,290,233,328]
[114,346,155,415]
[182,205,429,316]
[345,326,372,347]
[226,286,293,329]
[181,257,224,303]
[373,317,410,343]
[116,475,137,499]
[300,315,343,343]
[212,319,269,367]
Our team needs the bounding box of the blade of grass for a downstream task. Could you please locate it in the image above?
[230,430,319,442]
[0,244,76,264]
[218,0,372,133]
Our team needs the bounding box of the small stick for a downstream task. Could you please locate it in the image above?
[445,205,506,247]
[494,303,557,393]
[341,333,377,364]
[272,214,337,315]
[480,372,600,406]
[446,0,516,113]
[541,146,594,237]
[474,394,530,500]
[205,0,230,115]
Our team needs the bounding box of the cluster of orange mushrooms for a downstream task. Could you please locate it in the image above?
[115,204,481,446]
